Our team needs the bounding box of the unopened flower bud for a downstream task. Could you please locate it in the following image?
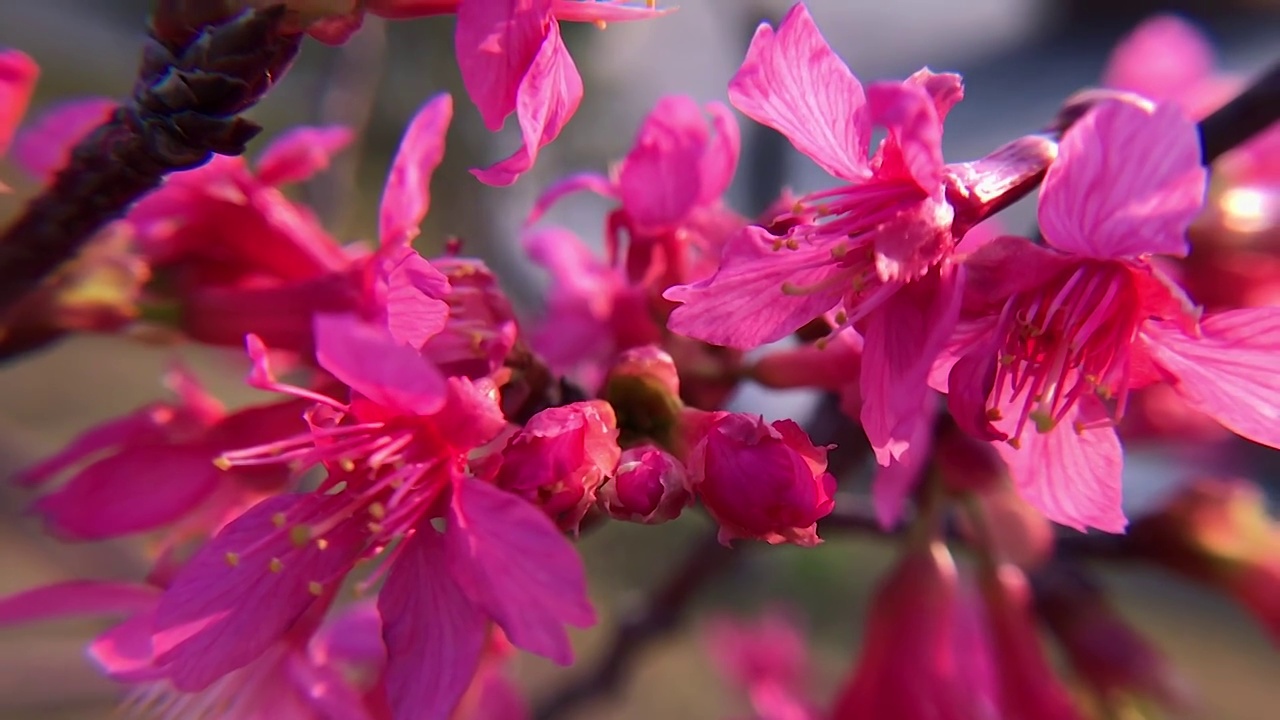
[1130,476,1280,643]
[495,400,621,532]
[603,345,684,449]
[598,446,691,524]
[1033,563,1194,712]
[688,413,835,547]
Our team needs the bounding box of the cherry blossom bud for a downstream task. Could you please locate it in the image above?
[603,345,685,450]
[688,413,835,547]
[423,258,519,380]
[495,400,622,532]
[1033,563,1194,712]
[1130,476,1280,643]
[598,446,691,524]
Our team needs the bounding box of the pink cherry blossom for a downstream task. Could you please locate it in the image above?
[14,365,307,547]
[939,98,1280,532]
[597,445,691,524]
[494,399,623,531]
[527,94,744,284]
[663,4,968,467]
[703,609,821,720]
[687,412,836,547]
[156,316,593,719]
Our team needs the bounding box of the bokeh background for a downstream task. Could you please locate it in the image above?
[1,0,1278,717]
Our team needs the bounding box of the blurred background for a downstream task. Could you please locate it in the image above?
[1,0,1278,718]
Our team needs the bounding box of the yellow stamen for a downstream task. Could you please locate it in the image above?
[225,552,240,567]
[369,502,387,520]
[269,557,284,573]
[213,456,232,471]
[272,512,287,528]
[290,525,312,547]
[308,581,324,596]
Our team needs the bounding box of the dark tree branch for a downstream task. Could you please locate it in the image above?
[0,4,302,319]
[1200,58,1280,165]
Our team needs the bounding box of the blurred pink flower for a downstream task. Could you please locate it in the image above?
[664,4,967,468]
[0,48,38,189]
[687,412,836,547]
[934,99,1280,533]
[703,609,820,720]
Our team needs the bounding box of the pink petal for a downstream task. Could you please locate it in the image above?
[152,494,367,691]
[872,412,936,528]
[665,225,846,349]
[13,406,168,488]
[33,444,222,540]
[471,20,582,186]
[1142,307,1280,450]
[995,399,1126,533]
[314,313,447,416]
[859,266,963,465]
[617,95,710,233]
[287,659,377,720]
[697,101,741,205]
[0,581,158,627]
[255,125,355,187]
[446,477,595,664]
[944,326,1009,443]
[89,611,163,682]
[380,529,488,720]
[379,93,454,247]
[1102,15,1215,105]
[0,49,38,160]
[865,80,945,193]
[376,244,452,349]
[455,0,551,132]
[11,97,115,183]
[905,68,965,122]
[525,171,615,226]
[727,3,870,183]
[313,601,386,672]
[1039,100,1206,259]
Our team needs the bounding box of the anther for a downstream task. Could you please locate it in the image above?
[315,538,330,551]
[269,557,284,573]
[225,552,240,567]
[308,581,324,596]
[339,458,356,472]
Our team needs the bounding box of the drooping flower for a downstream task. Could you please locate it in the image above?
[939,98,1280,532]
[14,365,307,549]
[703,609,821,720]
[154,313,593,720]
[687,412,836,547]
[664,3,969,467]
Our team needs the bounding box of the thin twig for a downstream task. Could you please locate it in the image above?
[0,4,302,318]
[1200,58,1280,165]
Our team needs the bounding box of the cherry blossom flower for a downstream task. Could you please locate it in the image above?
[703,609,820,720]
[664,3,969,467]
[939,98,1280,532]
[158,314,593,719]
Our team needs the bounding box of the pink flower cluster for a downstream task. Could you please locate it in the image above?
[1,3,1278,719]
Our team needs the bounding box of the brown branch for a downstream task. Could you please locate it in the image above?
[1200,58,1280,165]
[0,4,302,319]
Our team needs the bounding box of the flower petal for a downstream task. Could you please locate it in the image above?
[727,3,870,182]
[0,581,158,627]
[471,20,582,186]
[456,0,550,132]
[375,244,452,349]
[866,80,946,193]
[314,313,447,416]
[872,413,936,528]
[33,444,222,540]
[995,399,1126,533]
[0,49,38,160]
[11,97,115,183]
[446,476,595,664]
[255,125,355,187]
[1102,15,1215,106]
[617,95,709,233]
[13,406,168,488]
[380,529,488,720]
[905,68,965,122]
[698,101,741,205]
[379,94,453,247]
[1039,100,1206,259]
[152,494,367,690]
[1142,307,1280,450]
[665,225,846,349]
[860,266,962,465]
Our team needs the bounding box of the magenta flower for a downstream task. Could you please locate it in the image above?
[15,365,307,547]
[940,98,1280,532]
[0,48,38,189]
[703,609,820,720]
[494,399,623,531]
[687,412,836,547]
[527,94,743,283]
[664,3,967,467]
[152,314,592,719]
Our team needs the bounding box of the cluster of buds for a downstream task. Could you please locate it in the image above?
[0,3,1276,720]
